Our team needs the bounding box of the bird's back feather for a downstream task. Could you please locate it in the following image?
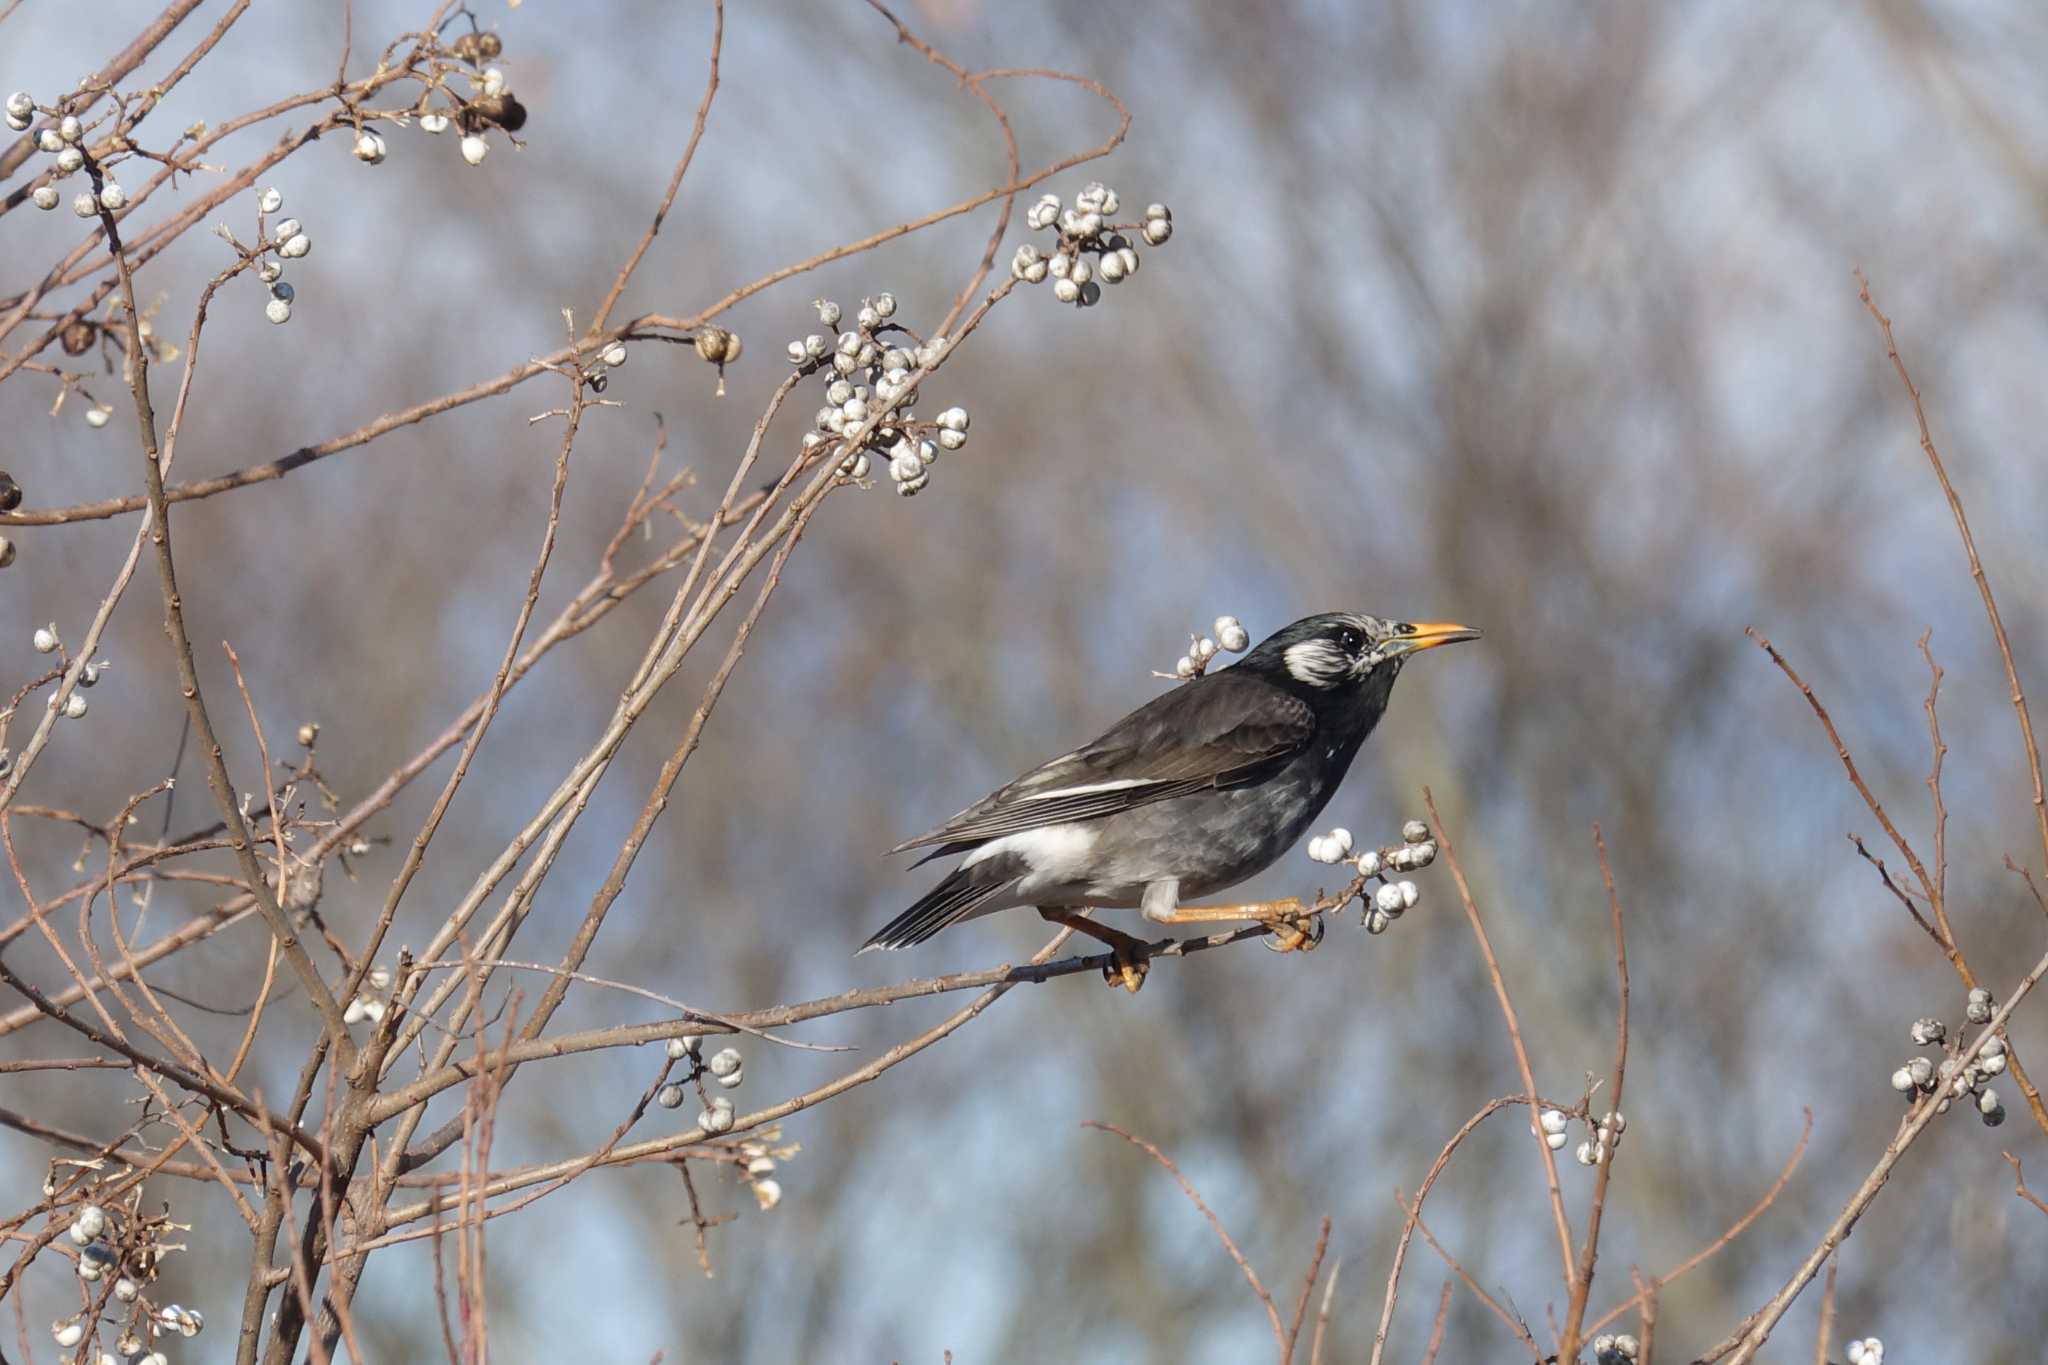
[890,670,1316,853]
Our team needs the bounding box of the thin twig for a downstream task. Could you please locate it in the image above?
[1417,1280,1452,1365]
[1424,788,1577,1287]
[1309,1257,1344,1365]
[1856,271,2048,877]
[1395,1193,1541,1360]
[1717,946,2048,1363]
[1084,1121,1287,1358]
[1813,1257,1837,1365]
[1559,826,1632,1361]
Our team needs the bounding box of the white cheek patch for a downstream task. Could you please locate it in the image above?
[1284,641,1352,688]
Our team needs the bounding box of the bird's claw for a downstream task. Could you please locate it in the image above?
[1101,948,1150,993]
[1261,912,1324,953]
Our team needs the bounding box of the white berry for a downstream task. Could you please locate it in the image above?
[69,1204,107,1242]
[460,134,489,165]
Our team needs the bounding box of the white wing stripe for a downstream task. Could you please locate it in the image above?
[1015,777,1153,802]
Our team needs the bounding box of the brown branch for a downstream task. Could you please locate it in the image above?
[1856,271,2048,878]
[1583,1111,1810,1335]
[2002,1152,2048,1218]
[1309,1258,1345,1365]
[0,0,208,182]
[1812,1257,1837,1365]
[1417,1280,1452,1365]
[366,930,1080,1241]
[366,915,1329,1126]
[1749,625,2048,1139]
[94,160,357,1065]
[1920,630,1949,906]
[1369,1095,1521,1365]
[1559,826,1632,1362]
[1285,1217,1333,1364]
[1716,946,2048,1364]
[1395,1193,1542,1360]
[1423,788,1578,1288]
[589,0,723,333]
[1085,1121,1288,1359]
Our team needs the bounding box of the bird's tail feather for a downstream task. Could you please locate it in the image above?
[859,863,1013,953]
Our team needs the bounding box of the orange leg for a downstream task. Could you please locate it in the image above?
[1143,897,1324,952]
[1038,908,1154,993]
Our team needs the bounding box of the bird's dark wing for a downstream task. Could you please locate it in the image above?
[890,669,1315,852]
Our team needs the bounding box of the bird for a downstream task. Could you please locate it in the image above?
[860,611,1479,989]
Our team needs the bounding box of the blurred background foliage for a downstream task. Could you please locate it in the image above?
[4,0,2047,1360]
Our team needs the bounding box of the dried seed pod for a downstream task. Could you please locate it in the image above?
[464,92,527,133]
[694,327,741,366]
[60,319,96,355]
[451,31,503,63]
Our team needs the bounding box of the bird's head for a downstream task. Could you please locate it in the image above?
[1239,612,1481,696]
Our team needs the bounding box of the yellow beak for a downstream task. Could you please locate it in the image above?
[1387,620,1482,656]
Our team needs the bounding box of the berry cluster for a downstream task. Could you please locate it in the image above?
[210,187,314,327]
[1009,182,1173,307]
[788,295,968,496]
[659,1034,747,1135]
[1536,1105,1628,1167]
[42,1184,204,1362]
[653,1038,793,1211]
[1590,1332,1641,1364]
[1845,1337,1885,1364]
[25,621,107,720]
[1575,1109,1626,1167]
[1304,818,1436,934]
[1167,614,1253,681]
[374,30,528,168]
[7,94,124,217]
[1887,991,2007,1126]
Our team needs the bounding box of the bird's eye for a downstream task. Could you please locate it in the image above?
[1334,627,1365,654]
